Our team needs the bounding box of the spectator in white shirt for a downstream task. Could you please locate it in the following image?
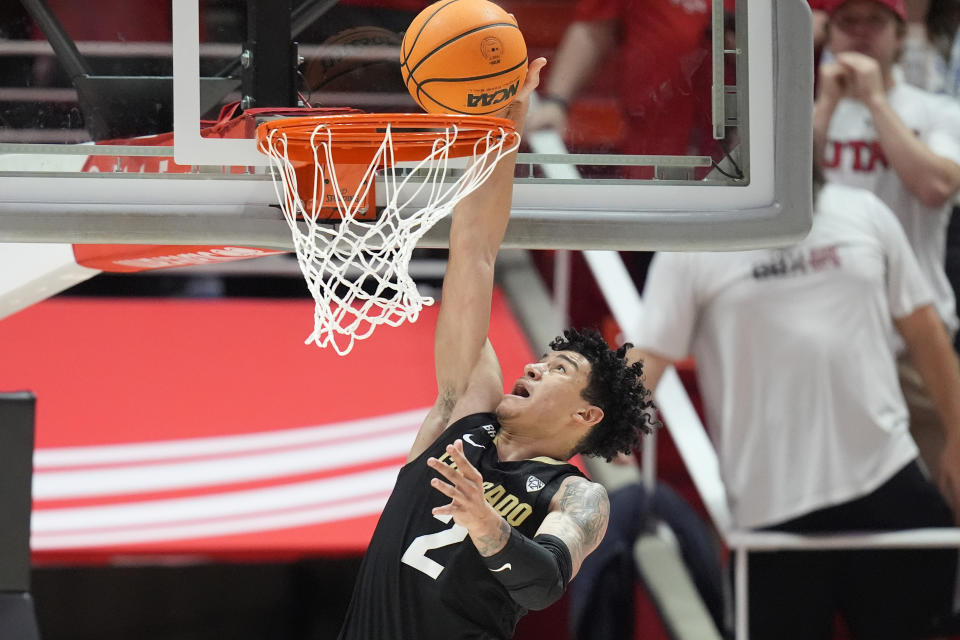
[630,169,960,639]
[814,0,960,482]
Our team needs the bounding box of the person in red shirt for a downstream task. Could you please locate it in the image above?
[527,0,725,179]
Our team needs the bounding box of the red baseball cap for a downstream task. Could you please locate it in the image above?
[824,0,906,21]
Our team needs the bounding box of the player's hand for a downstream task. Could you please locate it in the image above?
[514,57,547,104]
[428,440,504,535]
[834,52,886,107]
[938,436,960,524]
[494,57,548,133]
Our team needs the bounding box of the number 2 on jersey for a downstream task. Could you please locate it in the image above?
[401,514,468,579]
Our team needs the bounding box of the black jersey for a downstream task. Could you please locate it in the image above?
[338,412,584,640]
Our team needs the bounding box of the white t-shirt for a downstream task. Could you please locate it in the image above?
[899,25,948,93]
[823,81,960,336]
[636,184,931,528]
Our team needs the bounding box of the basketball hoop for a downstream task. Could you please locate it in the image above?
[256,113,519,355]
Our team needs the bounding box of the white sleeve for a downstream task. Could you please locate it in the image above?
[925,95,960,168]
[867,193,935,318]
[634,251,699,361]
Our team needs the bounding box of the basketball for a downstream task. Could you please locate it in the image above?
[400,0,527,115]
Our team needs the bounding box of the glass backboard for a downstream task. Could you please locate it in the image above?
[0,0,813,250]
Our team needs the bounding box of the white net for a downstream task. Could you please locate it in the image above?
[258,115,519,355]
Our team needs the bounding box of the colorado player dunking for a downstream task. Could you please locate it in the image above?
[338,58,655,640]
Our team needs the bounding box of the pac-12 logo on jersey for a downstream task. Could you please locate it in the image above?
[481,424,496,439]
[526,475,545,492]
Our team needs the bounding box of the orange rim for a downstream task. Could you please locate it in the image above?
[256,113,518,164]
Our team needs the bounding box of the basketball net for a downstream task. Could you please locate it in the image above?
[258,115,519,355]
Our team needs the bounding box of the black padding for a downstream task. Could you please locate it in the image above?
[534,534,573,586]
[0,392,36,592]
[481,527,572,610]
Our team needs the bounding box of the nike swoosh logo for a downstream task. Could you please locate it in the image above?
[462,433,485,448]
[491,563,512,572]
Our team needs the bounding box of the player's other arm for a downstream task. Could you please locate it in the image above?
[407,59,548,463]
[535,476,610,579]
[467,475,610,610]
[428,443,606,610]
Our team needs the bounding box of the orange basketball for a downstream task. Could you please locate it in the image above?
[400,0,527,115]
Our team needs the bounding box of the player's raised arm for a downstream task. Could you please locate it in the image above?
[407,58,547,462]
[433,59,546,398]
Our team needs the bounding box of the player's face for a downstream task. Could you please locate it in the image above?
[827,0,904,67]
[497,350,594,428]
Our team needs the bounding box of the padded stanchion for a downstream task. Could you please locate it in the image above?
[0,593,41,640]
[0,393,41,639]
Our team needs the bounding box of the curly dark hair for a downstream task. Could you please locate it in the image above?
[549,328,658,461]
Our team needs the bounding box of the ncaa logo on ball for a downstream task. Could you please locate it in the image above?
[466,80,518,108]
[480,37,503,64]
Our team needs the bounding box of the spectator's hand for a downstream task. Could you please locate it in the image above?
[817,62,850,104]
[526,99,569,133]
[428,440,502,534]
[938,436,960,523]
[835,52,886,106]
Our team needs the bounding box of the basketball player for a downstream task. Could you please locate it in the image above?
[337,58,656,640]
[814,0,960,482]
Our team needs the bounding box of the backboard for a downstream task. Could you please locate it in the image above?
[0,0,813,251]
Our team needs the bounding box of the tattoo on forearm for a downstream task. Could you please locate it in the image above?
[475,517,511,557]
[558,480,609,557]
